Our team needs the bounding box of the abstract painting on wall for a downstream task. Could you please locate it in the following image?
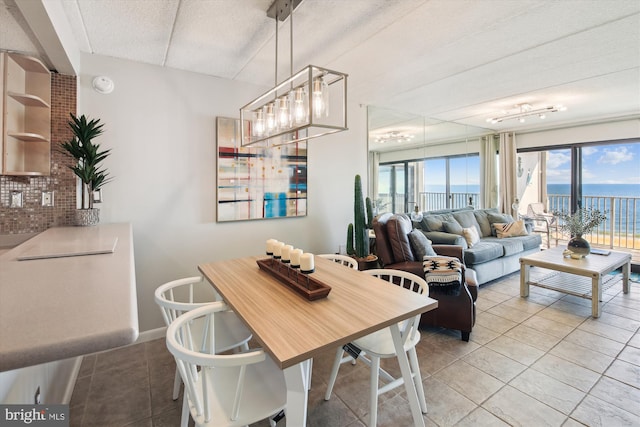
[216,117,307,222]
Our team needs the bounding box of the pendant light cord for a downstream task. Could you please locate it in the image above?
[290,0,293,78]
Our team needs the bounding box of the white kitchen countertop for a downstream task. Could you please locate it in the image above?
[0,223,139,372]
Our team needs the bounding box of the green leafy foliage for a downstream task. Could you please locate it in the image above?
[554,208,607,236]
[60,114,112,209]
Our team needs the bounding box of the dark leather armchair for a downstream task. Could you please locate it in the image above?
[373,213,477,341]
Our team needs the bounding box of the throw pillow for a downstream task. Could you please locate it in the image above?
[408,229,437,261]
[462,227,481,247]
[422,256,463,296]
[493,220,529,238]
[487,212,515,236]
[421,213,454,232]
[473,208,500,237]
[443,221,464,235]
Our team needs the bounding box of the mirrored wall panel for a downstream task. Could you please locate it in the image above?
[368,106,492,214]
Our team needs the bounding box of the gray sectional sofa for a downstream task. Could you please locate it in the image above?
[414,207,542,285]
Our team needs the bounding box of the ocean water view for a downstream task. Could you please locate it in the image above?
[547,184,640,237]
[548,184,640,198]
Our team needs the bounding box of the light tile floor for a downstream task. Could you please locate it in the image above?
[70,268,640,426]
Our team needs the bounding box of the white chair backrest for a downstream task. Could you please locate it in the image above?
[166,303,267,424]
[318,254,358,269]
[365,268,427,295]
[363,269,428,344]
[528,202,547,216]
[154,276,219,327]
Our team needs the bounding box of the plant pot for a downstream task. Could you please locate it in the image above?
[75,208,100,226]
[568,234,590,258]
[356,255,378,271]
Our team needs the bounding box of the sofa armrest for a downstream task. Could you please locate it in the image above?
[385,261,424,278]
[432,244,464,260]
[424,231,467,247]
[464,268,478,301]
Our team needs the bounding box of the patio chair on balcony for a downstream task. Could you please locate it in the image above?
[526,202,558,248]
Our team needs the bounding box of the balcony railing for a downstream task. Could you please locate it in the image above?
[548,194,640,250]
[417,192,480,211]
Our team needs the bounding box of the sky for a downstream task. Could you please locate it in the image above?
[546,142,640,185]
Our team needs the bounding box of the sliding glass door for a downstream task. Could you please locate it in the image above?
[521,140,639,249]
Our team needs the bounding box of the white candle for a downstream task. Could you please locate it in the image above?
[281,245,293,262]
[273,242,285,258]
[300,253,315,273]
[266,239,278,255]
[290,249,303,267]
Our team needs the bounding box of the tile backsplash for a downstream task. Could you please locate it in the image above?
[0,73,77,234]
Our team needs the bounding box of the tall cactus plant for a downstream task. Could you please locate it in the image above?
[365,196,374,229]
[347,174,373,258]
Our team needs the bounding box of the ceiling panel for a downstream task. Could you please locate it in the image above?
[2,0,638,142]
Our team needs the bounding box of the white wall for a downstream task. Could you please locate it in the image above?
[79,54,366,331]
[517,118,640,149]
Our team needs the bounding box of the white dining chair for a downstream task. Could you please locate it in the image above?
[155,276,253,425]
[324,269,428,427]
[166,303,286,427]
[318,253,358,269]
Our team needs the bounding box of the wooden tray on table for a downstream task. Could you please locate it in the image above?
[256,258,331,300]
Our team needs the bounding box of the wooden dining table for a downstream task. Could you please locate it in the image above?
[199,255,438,426]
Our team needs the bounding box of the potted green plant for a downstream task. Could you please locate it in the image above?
[60,114,112,226]
[346,174,378,270]
[554,207,607,257]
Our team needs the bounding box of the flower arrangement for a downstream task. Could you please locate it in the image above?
[554,208,607,236]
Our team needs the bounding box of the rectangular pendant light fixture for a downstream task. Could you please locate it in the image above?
[239,0,348,148]
[240,65,347,147]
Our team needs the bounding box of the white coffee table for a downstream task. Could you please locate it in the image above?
[520,246,631,317]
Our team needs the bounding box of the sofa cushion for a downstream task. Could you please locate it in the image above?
[504,234,543,251]
[493,220,528,238]
[408,229,437,260]
[463,241,504,265]
[386,214,414,262]
[498,238,524,256]
[481,237,526,256]
[462,227,481,247]
[473,208,500,237]
[452,210,482,236]
[443,221,463,235]
[424,231,468,248]
[487,212,515,236]
[522,234,543,250]
[421,213,455,232]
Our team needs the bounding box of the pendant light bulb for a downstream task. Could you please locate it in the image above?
[293,87,308,124]
[312,77,329,118]
[265,102,276,132]
[277,96,290,128]
[253,108,265,137]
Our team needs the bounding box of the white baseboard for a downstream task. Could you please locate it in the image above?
[134,327,166,344]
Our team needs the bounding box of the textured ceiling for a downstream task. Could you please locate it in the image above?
[2,0,639,151]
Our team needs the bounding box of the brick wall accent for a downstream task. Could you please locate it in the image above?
[0,73,77,234]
